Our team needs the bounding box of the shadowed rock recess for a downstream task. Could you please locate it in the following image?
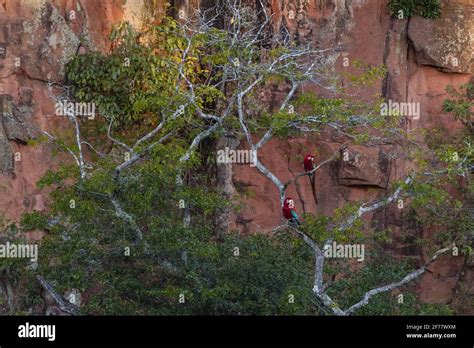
[0,0,472,313]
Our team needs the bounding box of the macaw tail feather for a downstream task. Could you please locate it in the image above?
[288,218,300,226]
[309,174,317,205]
[290,210,301,225]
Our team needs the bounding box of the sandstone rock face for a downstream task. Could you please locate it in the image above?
[0,93,35,174]
[0,0,154,220]
[269,0,354,47]
[408,0,474,73]
[337,145,390,188]
[21,2,80,81]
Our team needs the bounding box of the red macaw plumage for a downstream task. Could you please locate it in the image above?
[303,154,318,204]
[303,154,315,173]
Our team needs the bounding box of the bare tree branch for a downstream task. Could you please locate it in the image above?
[285,223,455,315]
[343,244,455,315]
[36,275,78,315]
[46,82,88,179]
[337,175,413,232]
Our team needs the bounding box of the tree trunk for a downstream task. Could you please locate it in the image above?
[215,136,239,239]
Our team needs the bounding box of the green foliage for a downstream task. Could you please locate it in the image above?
[66,19,200,128]
[389,0,442,19]
[255,62,389,141]
[393,83,474,265]
[443,83,474,132]
[32,205,320,315]
[255,62,393,143]
[20,212,48,231]
[341,61,387,87]
[0,232,40,314]
[19,118,316,314]
[302,210,364,246]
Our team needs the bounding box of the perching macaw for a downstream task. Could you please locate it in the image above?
[282,197,300,226]
[303,154,318,204]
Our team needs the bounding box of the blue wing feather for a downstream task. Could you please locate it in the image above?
[291,210,300,224]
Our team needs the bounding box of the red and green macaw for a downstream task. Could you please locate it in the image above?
[282,197,300,225]
[303,154,318,204]
[303,154,315,174]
